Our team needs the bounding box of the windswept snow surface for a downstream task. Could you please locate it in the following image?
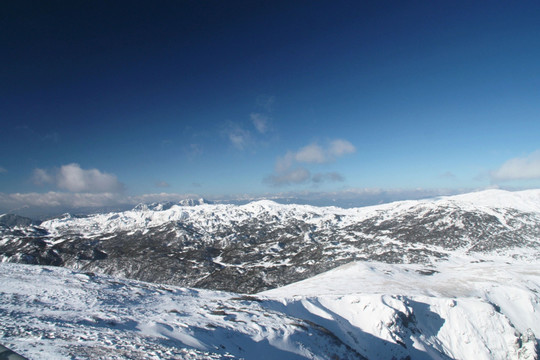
[0,263,363,360]
[1,255,539,359]
[261,254,540,360]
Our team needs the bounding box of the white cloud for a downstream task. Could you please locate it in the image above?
[295,144,327,163]
[56,164,123,193]
[225,102,275,150]
[0,187,501,217]
[328,139,356,157]
[0,191,203,215]
[0,191,124,209]
[264,167,311,186]
[275,152,295,173]
[250,113,269,134]
[293,139,356,165]
[32,164,124,193]
[491,150,540,181]
[267,139,355,186]
[32,168,54,185]
[255,187,473,207]
[226,126,252,150]
[0,166,7,174]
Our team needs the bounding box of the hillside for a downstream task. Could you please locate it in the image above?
[1,189,540,293]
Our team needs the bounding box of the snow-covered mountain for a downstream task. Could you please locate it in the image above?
[1,189,540,293]
[1,189,540,359]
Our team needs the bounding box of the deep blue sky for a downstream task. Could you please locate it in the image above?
[1,1,540,213]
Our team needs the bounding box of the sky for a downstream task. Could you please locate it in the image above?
[1,1,540,215]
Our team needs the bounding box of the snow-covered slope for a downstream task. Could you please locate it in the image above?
[1,189,540,293]
[261,254,540,359]
[0,263,363,360]
[1,255,538,360]
[445,189,540,213]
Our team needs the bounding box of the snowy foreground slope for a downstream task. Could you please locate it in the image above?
[0,263,361,360]
[261,254,540,359]
[1,254,539,360]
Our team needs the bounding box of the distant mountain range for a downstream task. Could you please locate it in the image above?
[2,189,539,293]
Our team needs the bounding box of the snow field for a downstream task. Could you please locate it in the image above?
[261,255,540,359]
[0,263,363,360]
[2,254,538,359]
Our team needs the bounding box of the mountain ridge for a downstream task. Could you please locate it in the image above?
[1,189,539,293]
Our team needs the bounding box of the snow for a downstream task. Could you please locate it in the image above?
[260,254,540,359]
[1,254,539,359]
[0,263,363,360]
[37,189,540,241]
[445,189,540,213]
[2,189,540,359]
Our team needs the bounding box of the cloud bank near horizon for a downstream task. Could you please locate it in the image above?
[3,147,540,218]
[0,186,499,218]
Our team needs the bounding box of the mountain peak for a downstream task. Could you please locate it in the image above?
[178,198,213,206]
[132,198,214,212]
